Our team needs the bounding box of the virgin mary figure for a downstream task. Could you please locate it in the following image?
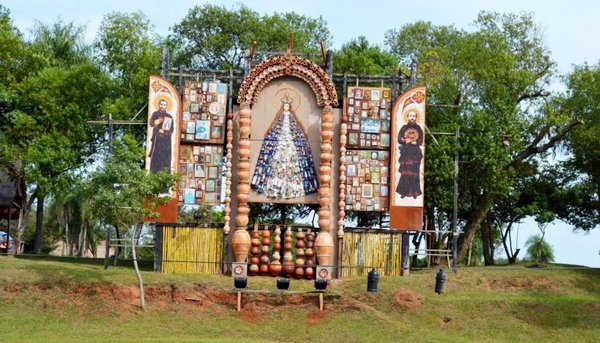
[251,93,319,199]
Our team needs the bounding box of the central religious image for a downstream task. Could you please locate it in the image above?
[251,90,319,199]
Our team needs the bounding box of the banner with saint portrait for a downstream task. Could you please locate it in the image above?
[389,86,426,230]
[144,75,181,222]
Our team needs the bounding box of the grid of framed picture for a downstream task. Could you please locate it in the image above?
[345,87,392,149]
[177,143,223,206]
[181,80,227,144]
[344,150,390,212]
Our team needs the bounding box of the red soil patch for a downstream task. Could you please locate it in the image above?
[392,288,422,311]
[305,309,327,325]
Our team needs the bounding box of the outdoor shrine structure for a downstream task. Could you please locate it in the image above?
[146,44,456,278]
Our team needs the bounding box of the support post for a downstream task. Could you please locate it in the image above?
[452,128,460,273]
[319,292,324,311]
[237,292,242,312]
[401,231,410,276]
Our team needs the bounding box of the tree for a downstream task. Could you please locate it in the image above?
[561,63,600,231]
[525,233,555,264]
[385,12,582,264]
[333,36,398,75]
[168,4,331,69]
[0,17,111,253]
[94,11,162,141]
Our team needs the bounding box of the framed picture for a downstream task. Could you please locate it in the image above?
[380,133,390,147]
[192,145,201,155]
[205,179,216,192]
[204,192,216,204]
[196,190,203,198]
[348,98,354,106]
[211,125,223,139]
[186,121,196,134]
[381,185,389,196]
[371,172,380,184]
[363,89,371,101]
[205,153,212,163]
[348,132,359,145]
[190,102,199,113]
[182,112,190,121]
[195,120,210,140]
[382,90,391,99]
[208,82,218,93]
[208,166,219,179]
[353,88,363,99]
[190,90,198,102]
[361,118,381,133]
[189,178,196,189]
[184,188,195,204]
[361,184,373,198]
[213,153,222,165]
[371,89,381,101]
[348,106,354,114]
[195,164,205,178]
[179,163,187,174]
[347,164,356,176]
[180,145,191,161]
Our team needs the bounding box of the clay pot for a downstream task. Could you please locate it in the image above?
[269,261,282,276]
[282,261,295,277]
[235,215,249,228]
[318,218,330,230]
[231,229,251,263]
[236,193,249,203]
[320,152,333,162]
[295,266,305,279]
[321,122,334,131]
[249,264,259,276]
[237,183,250,194]
[259,264,269,275]
[321,131,334,142]
[237,161,251,171]
[305,267,314,279]
[238,170,250,181]
[314,232,334,266]
[250,255,260,265]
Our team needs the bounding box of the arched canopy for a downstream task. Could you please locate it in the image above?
[238,54,338,107]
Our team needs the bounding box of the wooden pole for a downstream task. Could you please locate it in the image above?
[319,292,324,311]
[237,292,242,312]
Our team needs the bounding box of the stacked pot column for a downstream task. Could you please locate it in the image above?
[223,112,234,235]
[231,104,252,263]
[314,106,335,267]
[337,114,348,274]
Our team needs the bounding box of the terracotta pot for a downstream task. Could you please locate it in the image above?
[319,197,329,208]
[249,264,259,276]
[322,113,334,123]
[321,122,334,131]
[318,218,330,230]
[238,170,250,182]
[237,183,250,194]
[269,261,282,276]
[237,205,250,215]
[259,264,269,275]
[305,267,314,279]
[321,131,334,142]
[319,165,331,174]
[250,255,260,264]
[282,261,295,277]
[314,232,334,266]
[260,255,270,264]
[238,148,251,159]
[320,144,332,153]
[239,126,251,137]
[237,140,251,149]
[320,152,333,162]
[231,229,251,263]
[318,209,331,219]
[235,215,249,228]
[237,161,251,171]
[295,267,305,279]
[236,193,249,203]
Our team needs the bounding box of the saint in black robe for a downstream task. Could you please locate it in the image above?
[396,122,424,198]
[148,109,174,173]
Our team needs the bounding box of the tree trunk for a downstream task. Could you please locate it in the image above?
[480,220,495,266]
[457,193,494,261]
[131,223,145,311]
[33,192,45,254]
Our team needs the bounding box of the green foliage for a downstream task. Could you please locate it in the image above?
[94,11,162,137]
[385,12,578,260]
[561,63,600,230]
[525,234,555,263]
[333,36,398,75]
[168,3,331,69]
[85,133,177,228]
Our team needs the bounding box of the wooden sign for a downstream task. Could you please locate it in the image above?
[145,75,181,223]
[389,86,426,230]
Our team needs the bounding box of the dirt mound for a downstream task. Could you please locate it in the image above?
[392,288,422,311]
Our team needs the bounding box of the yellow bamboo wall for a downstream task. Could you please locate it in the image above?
[340,231,403,277]
[161,226,224,274]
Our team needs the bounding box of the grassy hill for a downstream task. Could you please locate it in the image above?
[0,257,598,342]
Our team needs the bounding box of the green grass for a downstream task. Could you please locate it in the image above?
[0,257,598,342]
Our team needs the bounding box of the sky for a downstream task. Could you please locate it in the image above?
[3,0,600,267]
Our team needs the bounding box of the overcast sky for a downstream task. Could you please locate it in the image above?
[3,0,599,267]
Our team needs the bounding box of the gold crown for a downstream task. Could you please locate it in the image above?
[281,93,293,105]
